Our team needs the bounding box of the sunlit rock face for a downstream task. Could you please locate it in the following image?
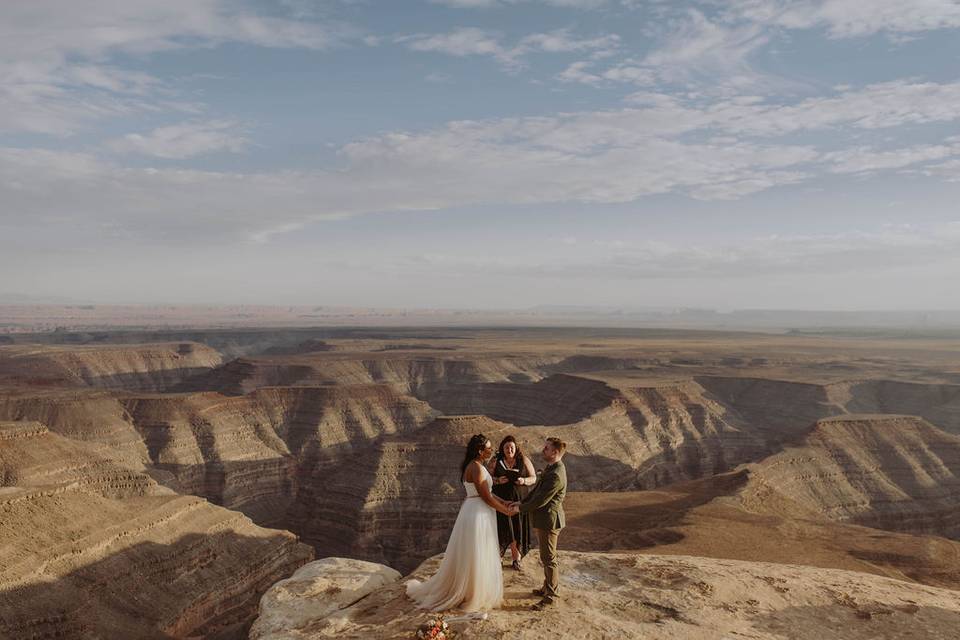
[0,420,313,640]
[0,342,223,392]
[249,551,960,640]
[740,415,960,539]
[249,557,402,640]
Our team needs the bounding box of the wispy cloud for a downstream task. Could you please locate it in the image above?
[400,27,619,68]
[560,8,774,90]
[430,0,609,8]
[725,0,960,38]
[105,120,249,159]
[7,78,960,245]
[0,0,357,135]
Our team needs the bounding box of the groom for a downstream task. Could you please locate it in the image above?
[509,437,567,611]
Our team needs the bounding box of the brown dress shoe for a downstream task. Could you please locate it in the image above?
[531,598,554,611]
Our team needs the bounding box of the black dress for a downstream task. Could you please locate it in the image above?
[491,455,531,559]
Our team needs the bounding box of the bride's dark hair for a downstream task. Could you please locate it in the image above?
[460,433,489,481]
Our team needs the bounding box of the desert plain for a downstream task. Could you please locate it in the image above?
[2,324,960,639]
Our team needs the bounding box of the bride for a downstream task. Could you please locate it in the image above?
[406,433,516,611]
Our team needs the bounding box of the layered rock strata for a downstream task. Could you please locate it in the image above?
[0,342,221,391]
[183,353,558,396]
[740,415,960,538]
[0,420,313,639]
[0,388,150,470]
[290,378,769,573]
[120,385,436,526]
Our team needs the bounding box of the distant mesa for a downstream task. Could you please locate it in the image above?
[260,339,335,356]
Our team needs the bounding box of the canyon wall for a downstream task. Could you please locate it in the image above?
[740,415,960,538]
[0,420,313,639]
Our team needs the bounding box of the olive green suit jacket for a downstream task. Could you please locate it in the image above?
[519,460,567,531]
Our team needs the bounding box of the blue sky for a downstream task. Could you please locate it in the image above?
[3,0,960,309]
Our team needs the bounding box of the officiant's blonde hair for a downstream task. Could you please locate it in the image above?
[546,437,566,455]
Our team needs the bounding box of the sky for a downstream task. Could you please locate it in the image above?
[2,0,960,310]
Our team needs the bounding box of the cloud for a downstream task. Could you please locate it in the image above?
[403,28,508,61]
[400,27,619,68]
[825,142,960,174]
[560,2,960,93]
[430,0,609,8]
[644,9,769,72]
[0,1,356,135]
[5,79,960,246]
[0,1,349,63]
[921,158,960,182]
[614,80,960,139]
[725,0,960,38]
[105,120,249,159]
[558,8,773,91]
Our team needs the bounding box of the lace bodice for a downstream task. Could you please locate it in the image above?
[463,465,492,498]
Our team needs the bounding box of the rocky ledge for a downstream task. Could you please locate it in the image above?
[250,551,960,639]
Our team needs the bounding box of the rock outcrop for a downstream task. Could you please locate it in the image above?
[183,353,558,397]
[845,380,960,435]
[290,415,511,573]
[120,385,436,527]
[289,379,769,573]
[249,551,960,639]
[249,558,401,640]
[740,415,960,538]
[0,342,221,391]
[698,376,960,438]
[0,420,313,639]
[0,388,151,470]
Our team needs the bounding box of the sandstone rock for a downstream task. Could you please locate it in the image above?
[0,388,152,470]
[250,551,960,639]
[740,415,960,538]
[184,353,558,397]
[0,419,313,639]
[119,385,436,527]
[0,342,221,391]
[289,375,771,574]
[249,557,401,640]
[0,420,161,498]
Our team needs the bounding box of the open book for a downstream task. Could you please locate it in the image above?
[498,458,523,482]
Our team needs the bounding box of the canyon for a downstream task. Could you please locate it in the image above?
[2,327,960,637]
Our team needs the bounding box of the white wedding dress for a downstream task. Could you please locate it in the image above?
[406,465,504,611]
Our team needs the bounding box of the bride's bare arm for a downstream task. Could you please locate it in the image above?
[467,462,511,515]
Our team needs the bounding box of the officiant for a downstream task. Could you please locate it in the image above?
[489,435,536,571]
